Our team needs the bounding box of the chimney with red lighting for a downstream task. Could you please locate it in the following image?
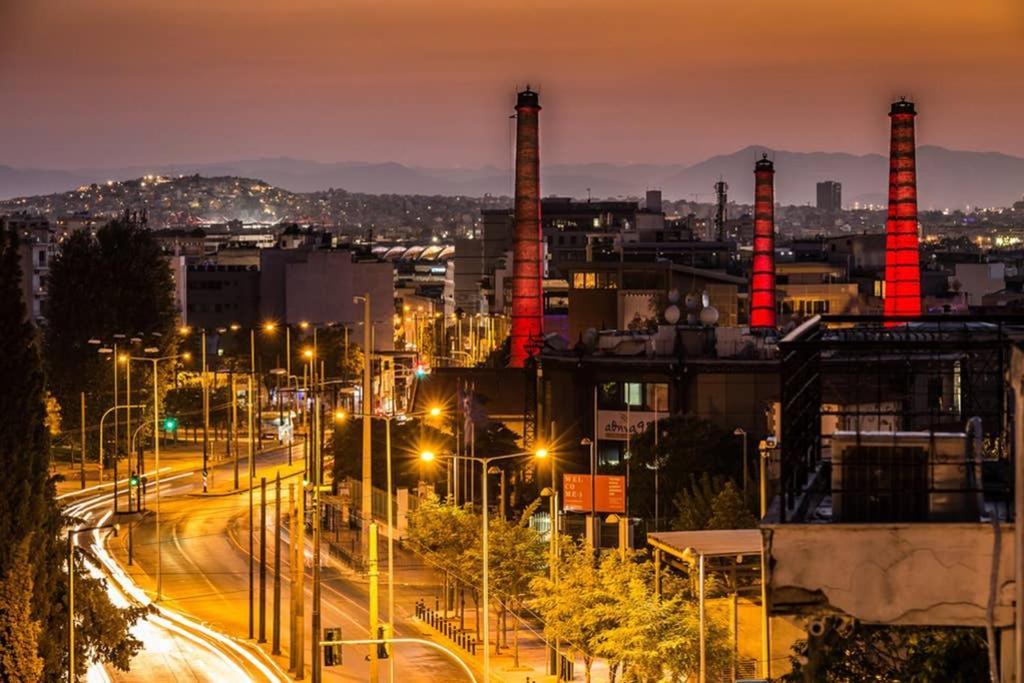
[509,87,543,367]
[883,98,922,319]
[750,153,776,330]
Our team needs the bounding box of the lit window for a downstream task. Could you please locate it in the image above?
[624,382,643,407]
[646,383,669,412]
[584,272,596,289]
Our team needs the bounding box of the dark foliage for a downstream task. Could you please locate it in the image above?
[0,227,143,679]
[43,217,179,450]
[783,624,990,683]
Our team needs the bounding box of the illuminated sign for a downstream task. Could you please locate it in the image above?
[563,474,626,513]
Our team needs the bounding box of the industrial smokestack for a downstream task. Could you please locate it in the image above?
[713,179,728,241]
[509,87,543,367]
[883,98,922,319]
[750,154,776,330]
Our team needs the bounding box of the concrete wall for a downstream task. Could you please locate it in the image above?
[283,251,394,351]
[955,262,1006,306]
[766,522,1015,627]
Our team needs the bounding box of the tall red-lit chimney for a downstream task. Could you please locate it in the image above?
[750,153,776,330]
[883,98,922,319]
[509,87,543,367]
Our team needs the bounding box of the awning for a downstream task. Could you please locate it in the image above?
[648,529,762,559]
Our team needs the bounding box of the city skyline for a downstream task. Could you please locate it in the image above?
[2,1,1023,169]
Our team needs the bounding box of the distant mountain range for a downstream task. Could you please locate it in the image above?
[3,145,1023,208]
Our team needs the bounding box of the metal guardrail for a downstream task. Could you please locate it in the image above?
[415,599,479,656]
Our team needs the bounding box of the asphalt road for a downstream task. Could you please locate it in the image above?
[112,443,470,682]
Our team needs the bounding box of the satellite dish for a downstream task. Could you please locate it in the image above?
[667,288,681,304]
[664,305,681,324]
[699,306,720,326]
[701,290,710,308]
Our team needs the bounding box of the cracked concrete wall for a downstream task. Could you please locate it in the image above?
[766,523,1015,627]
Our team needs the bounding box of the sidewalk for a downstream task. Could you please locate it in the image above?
[322,520,572,683]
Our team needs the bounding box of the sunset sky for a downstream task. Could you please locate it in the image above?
[2,0,1022,169]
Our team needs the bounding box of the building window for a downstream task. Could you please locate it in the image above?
[598,441,624,468]
[646,383,669,412]
[598,381,621,409]
[597,381,669,411]
[624,382,643,407]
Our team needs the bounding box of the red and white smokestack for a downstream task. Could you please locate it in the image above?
[750,153,776,330]
[509,87,543,367]
[883,98,922,319]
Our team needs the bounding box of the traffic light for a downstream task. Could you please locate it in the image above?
[323,627,342,667]
[129,472,139,488]
[163,416,178,432]
[377,624,390,660]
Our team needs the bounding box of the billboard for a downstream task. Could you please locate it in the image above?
[563,474,626,514]
[596,409,659,441]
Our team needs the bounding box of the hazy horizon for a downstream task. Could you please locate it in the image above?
[2,1,1023,170]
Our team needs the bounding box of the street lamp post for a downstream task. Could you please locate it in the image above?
[129,350,188,601]
[421,447,548,682]
[580,437,597,548]
[734,427,748,494]
[337,404,443,683]
[99,403,142,513]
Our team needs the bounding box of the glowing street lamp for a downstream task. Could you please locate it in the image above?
[419,446,548,682]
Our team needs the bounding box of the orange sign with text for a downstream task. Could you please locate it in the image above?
[562,474,626,514]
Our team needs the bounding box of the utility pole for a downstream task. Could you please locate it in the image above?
[125,360,131,487]
[360,293,372,555]
[312,362,323,683]
[232,369,239,489]
[202,332,210,492]
[80,392,86,489]
[295,477,306,679]
[273,472,282,655]
[248,372,255,640]
[259,476,267,643]
[111,343,119,485]
[368,522,380,682]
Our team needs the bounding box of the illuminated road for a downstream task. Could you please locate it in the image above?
[104,444,471,682]
[65,476,287,682]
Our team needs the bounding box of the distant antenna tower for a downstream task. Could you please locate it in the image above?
[713,179,728,241]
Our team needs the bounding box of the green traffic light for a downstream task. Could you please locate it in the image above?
[129,474,139,487]
[164,417,178,431]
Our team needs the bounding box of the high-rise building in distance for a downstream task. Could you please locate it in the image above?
[816,180,842,212]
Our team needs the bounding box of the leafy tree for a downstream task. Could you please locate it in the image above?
[406,494,479,627]
[629,414,738,523]
[0,539,43,682]
[673,474,756,531]
[474,499,545,665]
[673,473,726,530]
[530,541,615,683]
[44,217,179,452]
[597,551,729,683]
[707,481,757,530]
[0,226,143,679]
[783,624,989,682]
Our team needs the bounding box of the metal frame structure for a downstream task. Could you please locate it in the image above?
[776,314,1023,523]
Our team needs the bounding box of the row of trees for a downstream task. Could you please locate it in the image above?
[0,225,145,680]
[406,494,731,683]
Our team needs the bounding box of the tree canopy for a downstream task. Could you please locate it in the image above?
[783,624,989,682]
[0,226,143,679]
[44,217,180,450]
[629,414,741,523]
